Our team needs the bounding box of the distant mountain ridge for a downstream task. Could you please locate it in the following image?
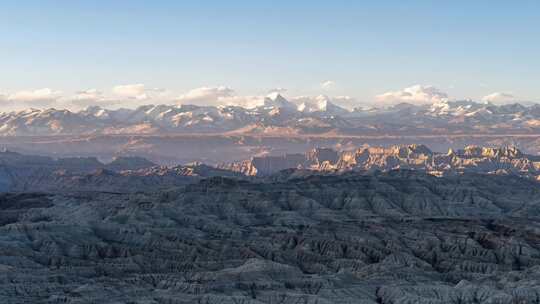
[0,150,155,191]
[0,150,244,192]
[2,95,540,136]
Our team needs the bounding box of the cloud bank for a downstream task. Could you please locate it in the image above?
[0,88,64,109]
[8,88,62,105]
[176,86,235,105]
[481,92,518,104]
[0,83,535,111]
[176,86,270,108]
[112,84,149,100]
[321,80,336,90]
[376,85,449,105]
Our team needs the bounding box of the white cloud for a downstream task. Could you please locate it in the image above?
[5,88,62,109]
[177,86,235,103]
[221,95,266,108]
[321,80,336,90]
[112,84,148,100]
[481,92,517,104]
[8,88,62,104]
[108,84,171,108]
[175,86,264,108]
[375,85,448,105]
[74,89,104,101]
[67,89,113,109]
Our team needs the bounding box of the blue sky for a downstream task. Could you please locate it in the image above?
[0,1,538,109]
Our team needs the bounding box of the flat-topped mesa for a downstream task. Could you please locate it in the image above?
[250,153,306,176]
[305,147,339,167]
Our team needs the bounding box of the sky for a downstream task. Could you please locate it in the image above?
[0,0,539,110]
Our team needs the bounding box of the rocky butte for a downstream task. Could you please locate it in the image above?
[219,144,540,180]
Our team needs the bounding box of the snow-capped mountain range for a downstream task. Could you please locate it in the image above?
[1,93,540,136]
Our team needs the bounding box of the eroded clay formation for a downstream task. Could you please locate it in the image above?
[1,170,540,303]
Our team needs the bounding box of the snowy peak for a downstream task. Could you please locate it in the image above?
[296,95,349,115]
[262,93,297,111]
[0,99,540,136]
[428,100,490,116]
[80,106,112,120]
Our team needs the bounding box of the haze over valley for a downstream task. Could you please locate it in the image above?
[3,95,540,164]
